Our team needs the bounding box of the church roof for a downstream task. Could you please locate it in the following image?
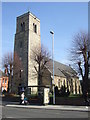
[46,60,78,78]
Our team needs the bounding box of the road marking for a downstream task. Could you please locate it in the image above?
[6,117,14,118]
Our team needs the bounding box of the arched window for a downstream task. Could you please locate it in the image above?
[75,80,77,94]
[61,81,62,87]
[64,80,65,87]
[33,23,37,33]
[21,22,25,31]
[21,23,23,31]
[71,79,73,93]
[67,80,68,89]
[58,79,60,88]
[23,22,25,31]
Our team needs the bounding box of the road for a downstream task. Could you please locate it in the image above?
[1,106,89,119]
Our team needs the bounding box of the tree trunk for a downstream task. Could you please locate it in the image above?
[38,63,42,93]
[82,62,89,101]
[9,64,12,93]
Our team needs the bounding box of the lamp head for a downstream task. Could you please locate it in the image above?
[50,31,54,34]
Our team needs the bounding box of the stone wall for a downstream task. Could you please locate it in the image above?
[12,12,29,93]
[28,13,41,94]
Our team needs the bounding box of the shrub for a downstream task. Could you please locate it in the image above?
[55,86,70,97]
[2,89,7,95]
[55,86,59,96]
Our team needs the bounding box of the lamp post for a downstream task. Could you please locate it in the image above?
[50,30,55,104]
[88,52,90,80]
[20,69,24,90]
[20,69,23,78]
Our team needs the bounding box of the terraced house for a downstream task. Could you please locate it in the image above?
[0,70,8,92]
[12,11,82,95]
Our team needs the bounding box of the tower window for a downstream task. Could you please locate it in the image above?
[23,22,25,30]
[21,22,25,31]
[33,23,37,33]
[21,23,23,31]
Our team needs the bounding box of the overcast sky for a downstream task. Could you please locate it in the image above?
[2,2,88,66]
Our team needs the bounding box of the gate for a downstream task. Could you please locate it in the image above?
[25,85,50,105]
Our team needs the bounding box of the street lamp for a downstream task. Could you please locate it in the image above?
[20,69,25,92]
[20,69,23,78]
[50,30,55,104]
[88,53,90,79]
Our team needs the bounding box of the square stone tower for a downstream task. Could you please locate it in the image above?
[12,12,41,93]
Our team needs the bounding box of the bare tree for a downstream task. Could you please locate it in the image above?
[3,52,23,93]
[13,52,23,78]
[3,52,13,92]
[70,31,90,100]
[12,52,24,94]
[31,45,51,90]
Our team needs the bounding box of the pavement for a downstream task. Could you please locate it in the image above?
[3,102,90,112]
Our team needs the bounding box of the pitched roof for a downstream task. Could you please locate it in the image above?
[46,60,78,78]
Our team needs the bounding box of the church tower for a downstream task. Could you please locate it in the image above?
[12,12,41,93]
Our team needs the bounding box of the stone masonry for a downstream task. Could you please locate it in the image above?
[12,12,41,93]
[12,11,82,95]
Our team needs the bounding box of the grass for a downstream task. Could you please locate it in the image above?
[69,94,82,98]
[54,94,83,98]
[26,94,38,98]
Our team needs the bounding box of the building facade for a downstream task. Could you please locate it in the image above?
[0,70,8,92]
[12,12,41,93]
[42,60,82,94]
[12,12,82,94]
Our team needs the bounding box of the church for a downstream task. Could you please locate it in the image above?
[12,11,82,95]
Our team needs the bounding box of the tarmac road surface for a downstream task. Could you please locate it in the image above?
[2,106,88,119]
